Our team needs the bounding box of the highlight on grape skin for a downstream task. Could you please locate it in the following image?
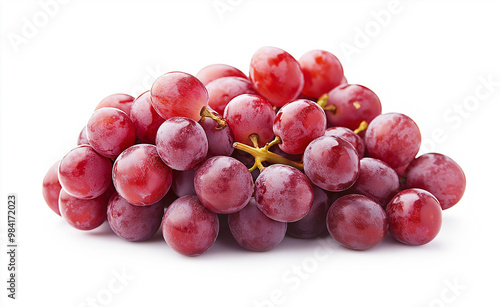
[43,46,466,256]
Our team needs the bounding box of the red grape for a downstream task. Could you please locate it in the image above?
[87,107,136,159]
[324,126,365,159]
[112,144,173,206]
[303,136,360,192]
[365,113,421,168]
[150,71,208,121]
[107,193,164,241]
[228,198,287,252]
[95,93,135,116]
[327,194,388,250]
[346,157,400,207]
[162,195,219,256]
[299,49,344,98]
[58,145,112,199]
[130,91,165,144]
[273,99,327,154]
[405,153,466,210]
[206,77,256,114]
[156,117,208,171]
[287,185,329,239]
[42,160,62,216]
[323,84,382,130]
[386,188,442,246]
[59,189,108,231]
[249,46,304,107]
[194,156,253,214]
[77,126,89,145]
[254,164,313,222]
[199,113,234,157]
[224,94,275,147]
[172,168,197,197]
[196,64,247,85]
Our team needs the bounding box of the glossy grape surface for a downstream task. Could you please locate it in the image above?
[249,46,304,107]
[130,91,165,144]
[327,194,388,250]
[95,93,135,116]
[87,107,136,159]
[107,193,164,241]
[172,168,197,197]
[324,126,365,159]
[255,164,313,222]
[162,195,219,256]
[347,157,399,207]
[299,49,344,98]
[196,64,247,85]
[405,153,466,210]
[206,77,256,114]
[58,145,112,199]
[386,188,442,245]
[304,136,360,192]
[224,94,275,147]
[365,113,421,168]
[156,117,208,171]
[273,99,326,154]
[59,189,108,231]
[112,144,173,206]
[42,160,62,216]
[194,156,253,214]
[324,84,382,130]
[151,72,208,121]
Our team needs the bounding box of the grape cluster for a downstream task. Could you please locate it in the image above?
[42,46,466,256]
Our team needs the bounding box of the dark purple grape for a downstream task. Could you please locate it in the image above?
[228,198,287,252]
[287,185,329,239]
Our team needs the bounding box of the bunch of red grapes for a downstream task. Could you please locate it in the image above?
[42,46,466,256]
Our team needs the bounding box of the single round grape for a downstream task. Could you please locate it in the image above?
[59,189,108,231]
[405,153,466,210]
[95,93,135,116]
[224,94,275,147]
[172,168,197,197]
[77,126,89,145]
[156,117,208,171]
[162,195,219,256]
[346,157,400,207]
[327,194,388,250]
[112,144,173,206]
[196,64,247,85]
[199,112,234,157]
[107,193,164,241]
[228,198,287,252]
[324,84,382,130]
[303,136,360,192]
[58,145,112,199]
[150,71,208,121]
[273,99,327,155]
[249,46,304,107]
[287,185,329,239]
[206,77,256,114]
[255,164,313,222]
[365,112,421,168]
[386,188,442,246]
[324,126,365,159]
[42,160,62,216]
[299,49,344,98]
[87,107,136,159]
[130,91,165,144]
[194,156,253,214]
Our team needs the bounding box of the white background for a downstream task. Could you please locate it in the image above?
[1,0,499,306]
